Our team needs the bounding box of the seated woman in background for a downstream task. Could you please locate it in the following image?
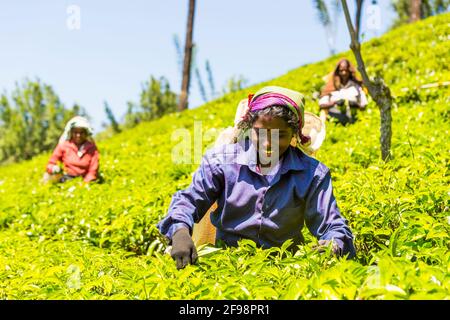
[44,116,99,183]
[319,58,368,125]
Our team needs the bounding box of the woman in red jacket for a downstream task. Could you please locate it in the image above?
[44,116,99,183]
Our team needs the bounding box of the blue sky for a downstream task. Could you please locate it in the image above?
[0,1,396,132]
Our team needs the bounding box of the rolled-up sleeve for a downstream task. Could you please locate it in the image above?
[84,148,99,183]
[359,86,368,108]
[46,144,63,173]
[157,151,224,242]
[318,95,330,107]
[304,167,356,258]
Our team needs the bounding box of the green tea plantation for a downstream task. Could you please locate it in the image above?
[0,13,449,300]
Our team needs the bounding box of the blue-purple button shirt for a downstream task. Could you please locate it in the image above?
[157,139,356,258]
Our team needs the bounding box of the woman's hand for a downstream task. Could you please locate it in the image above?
[51,165,61,174]
[319,101,336,109]
[313,239,341,256]
[171,228,198,269]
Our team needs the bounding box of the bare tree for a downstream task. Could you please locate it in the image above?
[391,0,449,28]
[410,0,422,21]
[178,0,196,111]
[341,0,394,161]
[355,0,364,40]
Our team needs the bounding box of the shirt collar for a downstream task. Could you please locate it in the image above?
[66,140,93,155]
[235,139,258,171]
[279,145,307,174]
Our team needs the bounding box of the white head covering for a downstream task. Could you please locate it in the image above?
[59,116,94,145]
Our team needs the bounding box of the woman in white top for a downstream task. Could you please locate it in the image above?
[319,59,368,125]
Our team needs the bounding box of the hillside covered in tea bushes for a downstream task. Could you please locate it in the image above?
[0,13,449,299]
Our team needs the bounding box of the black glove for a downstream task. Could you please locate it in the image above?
[171,227,198,270]
[313,240,342,256]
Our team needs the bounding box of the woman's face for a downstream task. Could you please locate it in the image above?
[338,61,350,83]
[251,115,293,165]
[71,127,88,146]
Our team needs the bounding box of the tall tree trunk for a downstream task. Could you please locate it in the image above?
[178,0,196,111]
[410,0,421,22]
[355,0,364,41]
[341,0,393,161]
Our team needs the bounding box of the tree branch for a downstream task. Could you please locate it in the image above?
[341,0,375,97]
[341,0,393,161]
[355,0,364,41]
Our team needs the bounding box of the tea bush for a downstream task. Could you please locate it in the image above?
[0,13,449,299]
